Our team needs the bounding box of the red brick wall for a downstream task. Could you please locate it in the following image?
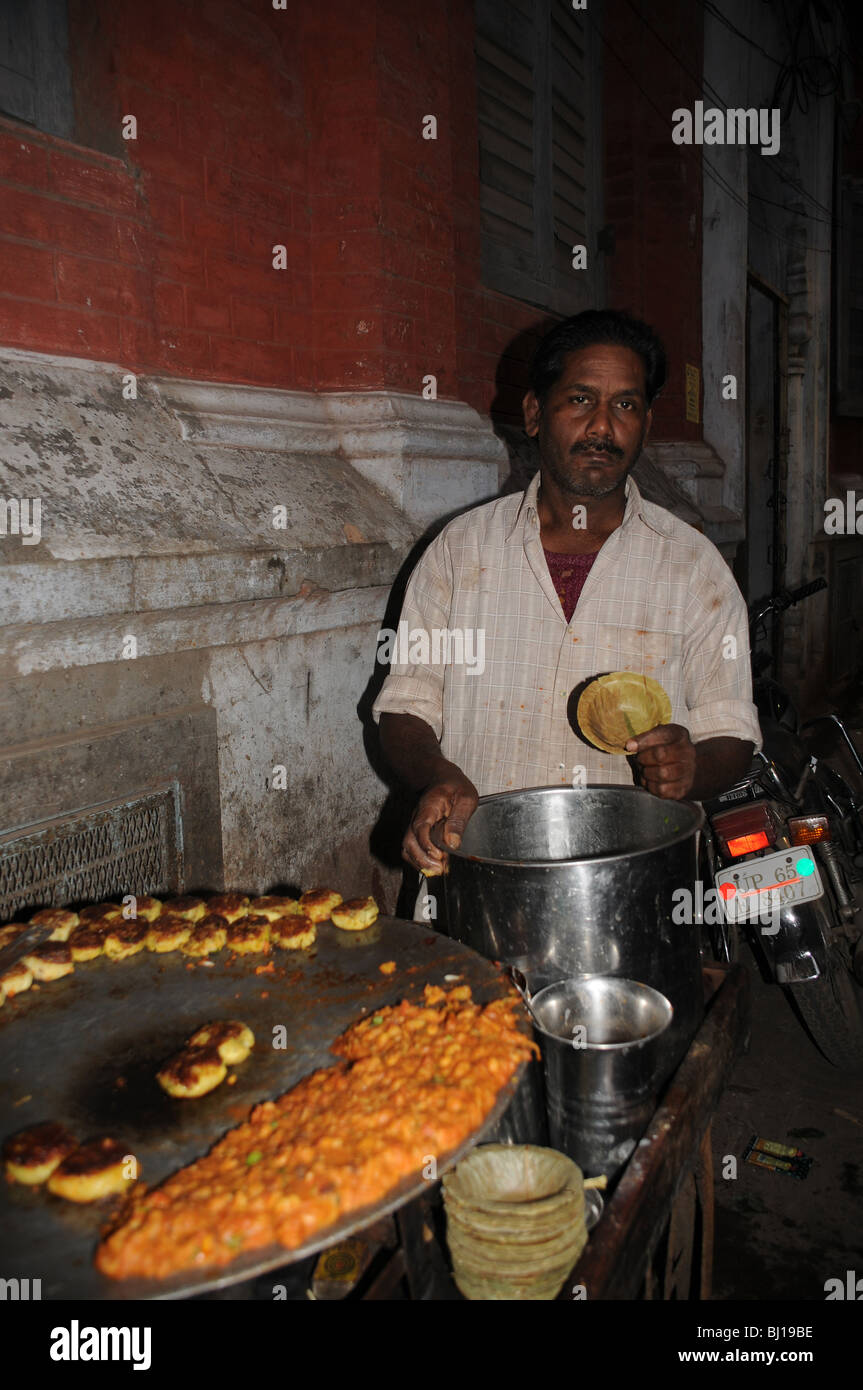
[301,0,460,393]
[602,0,703,440]
[0,0,309,388]
[0,0,481,398]
[0,0,702,428]
[0,0,475,396]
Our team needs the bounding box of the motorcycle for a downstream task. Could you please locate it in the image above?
[700,578,863,1070]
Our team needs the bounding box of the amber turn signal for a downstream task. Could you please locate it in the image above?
[788,814,830,846]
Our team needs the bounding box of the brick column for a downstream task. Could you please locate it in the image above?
[301,0,460,395]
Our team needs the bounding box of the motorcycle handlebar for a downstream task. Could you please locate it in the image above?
[750,577,828,628]
[785,577,827,606]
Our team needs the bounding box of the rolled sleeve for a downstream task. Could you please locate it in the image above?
[373,670,446,742]
[371,534,453,742]
[682,552,762,751]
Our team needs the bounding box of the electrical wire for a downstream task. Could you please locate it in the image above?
[624,0,838,226]
[593,15,834,256]
[699,0,784,68]
[768,0,844,118]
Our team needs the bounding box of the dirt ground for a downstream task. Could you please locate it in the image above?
[711,959,863,1301]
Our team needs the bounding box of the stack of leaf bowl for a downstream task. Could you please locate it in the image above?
[443,1144,588,1300]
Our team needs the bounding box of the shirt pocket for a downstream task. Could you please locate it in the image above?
[593,625,683,683]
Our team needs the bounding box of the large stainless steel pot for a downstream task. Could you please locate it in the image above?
[431,785,704,1081]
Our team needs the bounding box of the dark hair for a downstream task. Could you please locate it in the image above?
[529,309,667,406]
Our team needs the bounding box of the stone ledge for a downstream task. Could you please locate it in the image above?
[154,379,507,527]
[0,349,414,566]
[0,585,390,676]
[152,378,335,455]
[641,441,744,550]
[0,542,400,627]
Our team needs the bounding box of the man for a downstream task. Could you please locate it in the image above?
[373,310,761,875]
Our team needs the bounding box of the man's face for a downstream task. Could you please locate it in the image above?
[523,343,653,499]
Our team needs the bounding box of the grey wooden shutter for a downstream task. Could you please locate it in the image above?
[475,0,600,313]
[550,0,592,309]
[475,0,539,302]
[0,0,73,140]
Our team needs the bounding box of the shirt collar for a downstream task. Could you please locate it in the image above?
[504,469,674,542]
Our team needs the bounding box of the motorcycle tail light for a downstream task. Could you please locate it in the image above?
[788,814,830,845]
[712,804,777,858]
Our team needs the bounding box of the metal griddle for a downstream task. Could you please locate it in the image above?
[0,917,529,1300]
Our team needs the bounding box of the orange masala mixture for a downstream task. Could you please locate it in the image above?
[96,984,536,1280]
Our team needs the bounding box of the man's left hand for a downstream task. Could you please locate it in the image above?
[625,724,696,799]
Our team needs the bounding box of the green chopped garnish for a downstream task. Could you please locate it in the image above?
[224,1234,242,1248]
[270,1120,279,1129]
[246,1150,263,1165]
[371,1015,384,1025]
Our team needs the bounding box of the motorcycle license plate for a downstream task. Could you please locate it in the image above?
[715,845,824,923]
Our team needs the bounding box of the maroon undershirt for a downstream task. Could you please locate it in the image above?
[543,549,599,623]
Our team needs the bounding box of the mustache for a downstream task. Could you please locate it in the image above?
[570,440,624,459]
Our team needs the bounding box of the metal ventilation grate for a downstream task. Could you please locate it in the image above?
[0,789,182,924]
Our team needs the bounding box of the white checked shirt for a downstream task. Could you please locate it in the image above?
[372,472,762,795]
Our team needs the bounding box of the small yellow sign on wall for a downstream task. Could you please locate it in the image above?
[685,364,701,424]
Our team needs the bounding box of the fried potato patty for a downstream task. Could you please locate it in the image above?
[330,896,380,932]
[29,908,80,941]
[187,1020,255,1064]
[3,1121,78,1185]
[157,1046,227,1098]
[146,916,192,953]
[47,1137,138,1202]
[21,943,75,981]
[68,924,108,962]
[129,896,163,922]
[0,962,33,998]
[181,914,228,957]
[226,915,270,954]
[248,895,299,921]
[78,903,122,924]
[103,920,149,960]
[271,913,316,949]
[206,893,250,923]
[0,924,26,949]
[298,888,343,922]
[163,896,207,922]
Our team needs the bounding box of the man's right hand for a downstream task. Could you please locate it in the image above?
[402,772,479,875]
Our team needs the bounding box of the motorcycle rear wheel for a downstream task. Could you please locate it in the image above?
[785,924,863,1072]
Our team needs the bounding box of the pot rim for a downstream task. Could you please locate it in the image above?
[529,976,674,1050]
[432,784,704,869]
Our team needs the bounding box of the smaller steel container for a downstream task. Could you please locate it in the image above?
[530,976,673,1178]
